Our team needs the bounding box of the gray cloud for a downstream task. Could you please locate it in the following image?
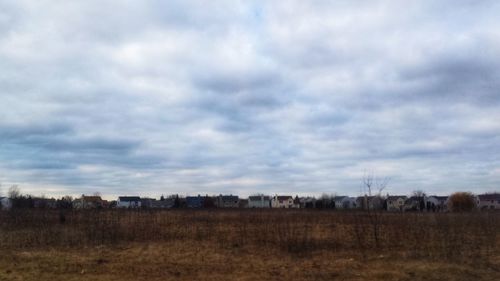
[1,0,499,198]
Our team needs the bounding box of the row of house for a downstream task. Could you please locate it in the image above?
[1,193,499,211]
[112,193,500,211]
[0,196,59,210]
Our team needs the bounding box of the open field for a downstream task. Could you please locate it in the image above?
[0,210,499,280]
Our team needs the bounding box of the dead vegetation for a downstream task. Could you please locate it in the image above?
[0,209,499,280]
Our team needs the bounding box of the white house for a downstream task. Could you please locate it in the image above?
[426,196,448,212]
[271,195,294,208]
[0,197,12,210]
[248,195,271,208]
[117,196,141,208]
[299,197,316,208]
[477,194,500,210]
[333,196,357,209]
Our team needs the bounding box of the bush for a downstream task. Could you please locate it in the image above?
[448,192,476,212]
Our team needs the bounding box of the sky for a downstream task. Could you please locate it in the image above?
[1,0,500,199]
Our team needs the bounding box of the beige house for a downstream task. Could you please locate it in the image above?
[271,195,294,208]
[386,196,407,211]
[74,195,105,209]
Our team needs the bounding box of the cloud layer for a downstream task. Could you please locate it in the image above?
[1,1,499,198]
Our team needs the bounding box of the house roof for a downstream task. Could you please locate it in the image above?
[186,196,205,203]
[333,196,347,201]
[478,194,500,201]
[429,195,448,201]
[357,195,374,199]
[387,196,407,200]
[34,198,56,202]
[82,196,102,202]
[276,196,292,201]
[119,196,141,202]
[219,195,238,201]
[249,196,270,201]
[151,200,174,207]
[405,196,424,203]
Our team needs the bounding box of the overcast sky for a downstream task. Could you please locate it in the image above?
[1,1,499,199]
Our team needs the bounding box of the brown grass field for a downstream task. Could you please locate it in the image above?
[0,209,499,280]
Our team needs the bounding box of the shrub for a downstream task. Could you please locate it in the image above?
[448,192,476,212]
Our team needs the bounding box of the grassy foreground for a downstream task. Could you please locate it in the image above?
[0,210,499,280]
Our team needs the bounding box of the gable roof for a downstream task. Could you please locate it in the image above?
[219,195,238,201]
[249,195,270,201]
[82,196,103,202]
[276,196,292,201]
[429,195,448,201]
[119,196,141,202]
[387,196,407,200]
[478,194,500,201]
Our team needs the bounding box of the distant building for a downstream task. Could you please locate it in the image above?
[271,195,294,208]
[151,198,175,209]
[186,195,205,208]
[203,196,216,208]
[215,195,239,208]
[248,195,271,208]
[386,196,407,211]
[316,196,335,209]
[74,195,105,209]
[238,199,249,208]
[477,194,500,210]
[299,197,316,209]
[140,198,157,208]
[0,197,12,210]
[33,198,57,209]
[426,196,448,212]
[117,196,141,208]
[333,196,357,209]
[404,196,426,211]
[357,196,384,210]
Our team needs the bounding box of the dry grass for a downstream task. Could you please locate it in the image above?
[0,209,499,280]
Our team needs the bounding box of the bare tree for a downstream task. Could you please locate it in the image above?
[412,190,426,197]
[411,190,427,211]
[362,172,389,197]
[361,173,390,249]
[8,185,21,199]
